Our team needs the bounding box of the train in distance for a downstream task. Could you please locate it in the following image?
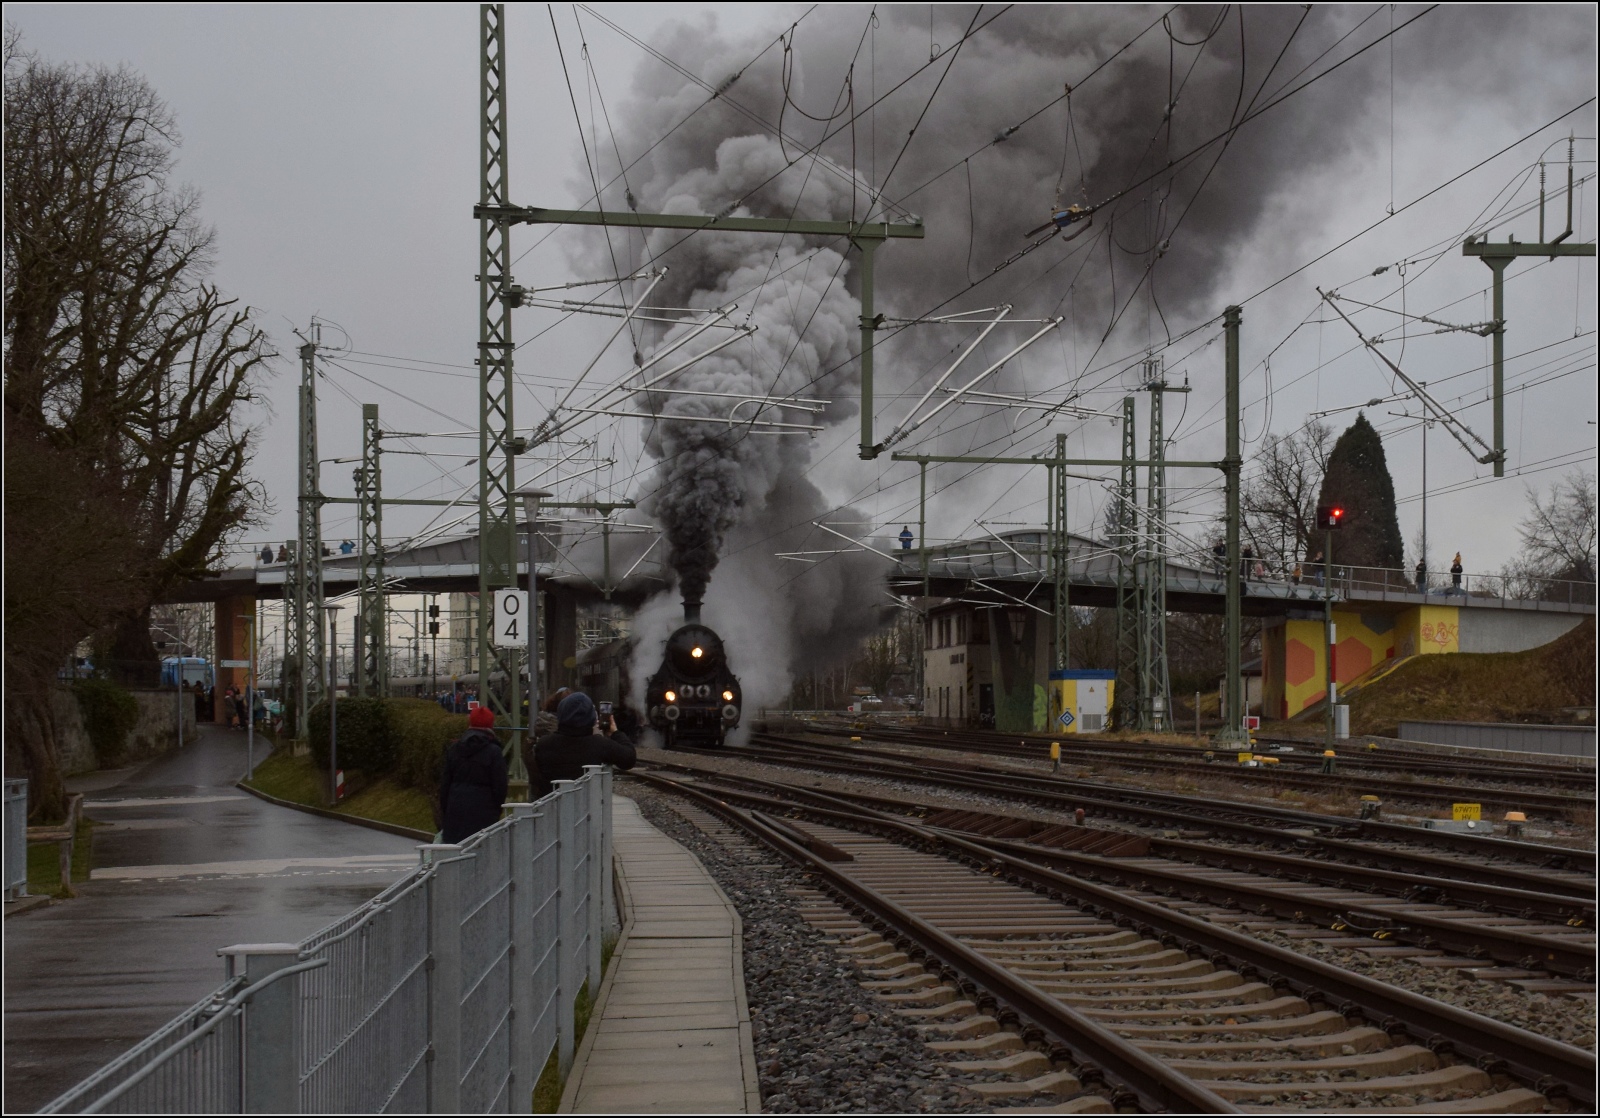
[577,597,744,749]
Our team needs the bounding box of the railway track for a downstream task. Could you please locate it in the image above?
[636,770,1594,1114]
[806,722,1595,790]
[732,733,1597,884]
[786,724,1594,816]
[646,760,1596,979]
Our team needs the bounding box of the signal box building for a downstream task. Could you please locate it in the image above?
[922,601,1050,733]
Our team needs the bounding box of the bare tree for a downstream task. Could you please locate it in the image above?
[1242,421,1333,573]
[3,414,153,817]
[1502,471,1597,602]
[4,38,271,810]
[1068,606,1116,670]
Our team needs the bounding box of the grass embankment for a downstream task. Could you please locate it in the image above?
[532,936,618,1112]
[26,816,94,897]
[1345,617,1595,736]
[244,748,437,834]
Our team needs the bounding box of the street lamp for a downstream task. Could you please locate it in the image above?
[175,607,191,749]
[323,603,342,804]
[511,485,552,795]
[239,613,258,781]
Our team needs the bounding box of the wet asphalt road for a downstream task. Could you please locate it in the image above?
[3,724,417,1112]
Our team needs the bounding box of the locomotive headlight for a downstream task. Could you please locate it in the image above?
[691,646,704,659]
[722,690,734,701]
[664,690,677,703]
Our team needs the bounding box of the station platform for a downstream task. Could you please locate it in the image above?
[560,794,760,1114]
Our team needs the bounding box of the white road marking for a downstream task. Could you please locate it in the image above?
[85,795,250,808]
[91,854,417,881]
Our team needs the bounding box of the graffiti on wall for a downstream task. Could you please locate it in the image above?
[1421,620,1459,649]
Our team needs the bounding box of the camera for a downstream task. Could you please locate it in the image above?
[598,701,613,715]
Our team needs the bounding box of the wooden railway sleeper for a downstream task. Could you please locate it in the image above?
[656,777,1593,1113]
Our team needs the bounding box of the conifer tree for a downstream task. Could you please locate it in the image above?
[1315,414,1404,570]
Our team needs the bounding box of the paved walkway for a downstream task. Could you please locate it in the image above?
[561,795,759,1114]
[3,724,416,1111]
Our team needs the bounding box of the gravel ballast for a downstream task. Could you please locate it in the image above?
[622,781,995,1114]
[1249,929,1597,1051]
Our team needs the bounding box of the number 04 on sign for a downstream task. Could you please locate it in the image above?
[493,589,530,648]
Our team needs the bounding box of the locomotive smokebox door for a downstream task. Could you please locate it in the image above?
[646,614,742,749]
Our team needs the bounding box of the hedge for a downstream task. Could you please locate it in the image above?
[302,697,470,800]
[307,696,395,773]
[391,699,470,800]
[72,678,140,766]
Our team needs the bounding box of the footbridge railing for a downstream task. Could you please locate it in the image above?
[39,767,614,1115]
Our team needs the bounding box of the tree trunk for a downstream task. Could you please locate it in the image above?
[4,676,66,822]
[106,606,161,687]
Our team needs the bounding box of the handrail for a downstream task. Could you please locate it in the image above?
[80,960,328,1114]
[47,770,614,1117]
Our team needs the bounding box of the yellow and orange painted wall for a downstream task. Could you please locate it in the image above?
[1262,604,1459,719]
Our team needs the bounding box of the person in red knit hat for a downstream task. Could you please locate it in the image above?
[438,704,508,843]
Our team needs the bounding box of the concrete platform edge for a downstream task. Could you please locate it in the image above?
[729,886,761,1115]
[234,779,434,842]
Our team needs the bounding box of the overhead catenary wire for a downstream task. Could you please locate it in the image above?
[356,6,1593,604]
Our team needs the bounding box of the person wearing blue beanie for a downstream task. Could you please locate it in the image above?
[529,691,636,798]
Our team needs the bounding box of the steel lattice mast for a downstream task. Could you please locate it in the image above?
[1112,395,1139,730]
[355,403,387,697]
[478,4,525,782]
[1051,433,1069,672]
[1138,361,1180,731]
[290,333,326,739]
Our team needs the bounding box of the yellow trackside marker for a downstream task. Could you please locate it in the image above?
[1050,742,1061,760]
[1452,803,1482,821]
[1237,752,1253,763]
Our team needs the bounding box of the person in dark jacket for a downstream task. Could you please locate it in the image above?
[438,705,509,843]
[529,692,636,798]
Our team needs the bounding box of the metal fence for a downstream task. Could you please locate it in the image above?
[909,533,1596,611]
[5,778,28,900]
[40,767,614,1114]
[1397,720,1598,760]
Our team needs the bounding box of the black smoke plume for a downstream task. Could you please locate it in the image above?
[568,4,1589,704]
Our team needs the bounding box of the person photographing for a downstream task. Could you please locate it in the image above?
[529,691,636,798]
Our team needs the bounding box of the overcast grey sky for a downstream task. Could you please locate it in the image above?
[11,3,1597,589]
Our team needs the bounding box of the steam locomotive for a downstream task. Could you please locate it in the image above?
[645,600,741,748]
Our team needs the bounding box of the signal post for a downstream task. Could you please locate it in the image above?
[1317,503,1346,752]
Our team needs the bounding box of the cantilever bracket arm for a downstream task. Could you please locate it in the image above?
[872,317,1063,456]
[1461,238,1595,259]
[478,204,927,461]
[1318,287,1498,467]
[475,204,925,242]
